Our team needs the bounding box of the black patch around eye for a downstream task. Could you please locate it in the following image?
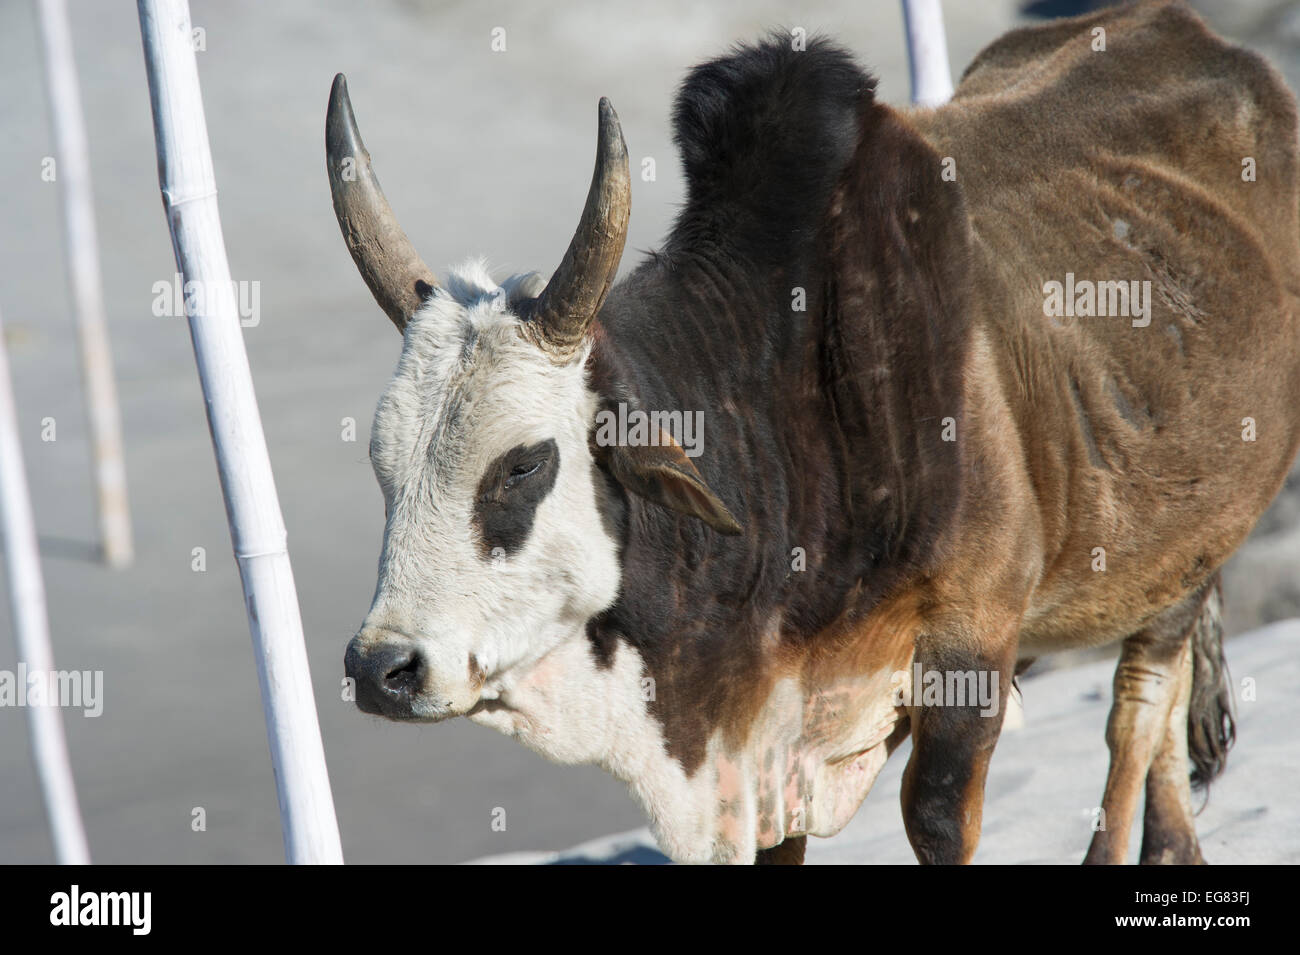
[472,439,559,559]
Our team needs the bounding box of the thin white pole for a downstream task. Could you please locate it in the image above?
[902,0,954,107]
[136,0,343,864]
[36,0,133,569]
[0,306,91,865]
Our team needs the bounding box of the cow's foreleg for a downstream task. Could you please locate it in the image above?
[900,638,1015,864]
[1084,589,1204,865]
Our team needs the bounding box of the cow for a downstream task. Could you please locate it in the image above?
[329,0,1300,864]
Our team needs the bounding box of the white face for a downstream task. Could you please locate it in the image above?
[346,261,622,722]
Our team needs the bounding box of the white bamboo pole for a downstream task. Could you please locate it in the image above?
[137,0,343,864]
[0,306,91,865]
[36,0,133,569]
[902,0,954,106]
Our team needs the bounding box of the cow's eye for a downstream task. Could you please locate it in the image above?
[505,459,544,488]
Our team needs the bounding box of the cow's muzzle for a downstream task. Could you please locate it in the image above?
[345,629,478,722]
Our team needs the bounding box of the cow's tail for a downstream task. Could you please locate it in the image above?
[1187,573,1235,793]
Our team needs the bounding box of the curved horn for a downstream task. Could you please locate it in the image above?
[326,73,436,333]
[526,98,630,356]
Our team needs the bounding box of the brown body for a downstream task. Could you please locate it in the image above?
[757,1,1300,863]
[915,1,1300,653]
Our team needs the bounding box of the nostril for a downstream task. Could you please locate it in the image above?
[381,650,422,694]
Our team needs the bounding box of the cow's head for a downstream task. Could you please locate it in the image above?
[328,76,738,726]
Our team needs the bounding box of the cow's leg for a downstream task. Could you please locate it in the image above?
[1083,586,1206,865]
[1137,654,1204,864]
[754,836,806,865]
[900,637,1015,864]
[1138,576,1228,865]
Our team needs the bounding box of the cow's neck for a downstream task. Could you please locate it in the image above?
[553,248,964,860]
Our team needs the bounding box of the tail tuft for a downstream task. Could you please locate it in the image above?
[1188,574,1236,792]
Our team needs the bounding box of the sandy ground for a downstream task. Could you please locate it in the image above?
[0,0,1296,864]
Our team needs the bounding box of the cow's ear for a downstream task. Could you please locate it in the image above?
[596,430,742,535]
